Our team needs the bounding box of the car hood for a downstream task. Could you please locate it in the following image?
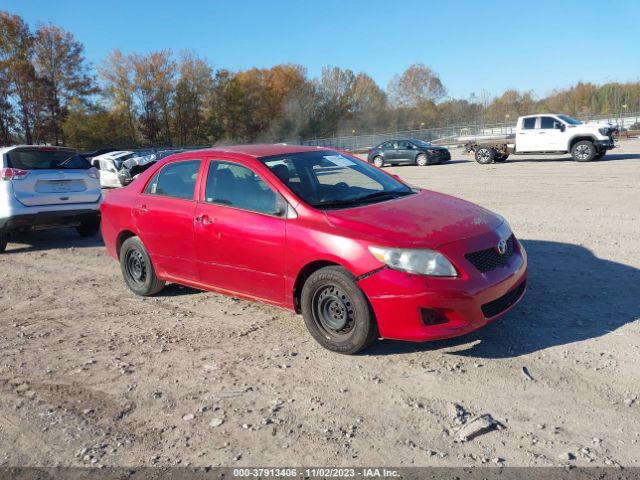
[324,189,503,248]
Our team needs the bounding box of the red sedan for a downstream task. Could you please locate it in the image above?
[101,145,527,354]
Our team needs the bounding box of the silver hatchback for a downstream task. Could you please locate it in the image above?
[0,146,102,252]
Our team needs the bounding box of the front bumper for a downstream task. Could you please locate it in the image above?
[596,139,615,150]
[0,209,100,231]
[358,233,528,341]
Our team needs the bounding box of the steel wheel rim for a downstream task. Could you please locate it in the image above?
[417,154,427,166]
[374,157,383,167]
[312,285,356,337]
[575,144,590,159]
[125,249,147,285]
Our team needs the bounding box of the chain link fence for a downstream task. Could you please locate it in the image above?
[301,112,640,151]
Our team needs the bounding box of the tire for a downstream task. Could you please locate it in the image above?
[416,153,428,166]
[372,156,384,168]
[0,230,7,253]
[120,236,165,296]
[301,266,379,354]
[76,217,101,237]
[594,151,606,160]
[475,147,496,164]
[571,140,596,162]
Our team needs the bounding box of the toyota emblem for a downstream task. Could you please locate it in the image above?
[496,238,507,255]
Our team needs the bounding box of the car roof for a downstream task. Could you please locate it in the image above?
[187,144,329,158]
[0,145,76,155]
[94,150,134,160]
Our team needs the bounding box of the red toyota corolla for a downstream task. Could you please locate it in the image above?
[101,145,527,354]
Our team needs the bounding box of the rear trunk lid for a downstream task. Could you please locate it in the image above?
[5,147,101,206]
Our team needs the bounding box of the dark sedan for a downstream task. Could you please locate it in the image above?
[367,139,451,167]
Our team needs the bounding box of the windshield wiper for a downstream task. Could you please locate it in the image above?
[352,190,413,204]
[314,190,413,209]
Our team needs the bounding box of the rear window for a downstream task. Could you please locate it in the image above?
[522,118,536,129]
[7,149,90,170]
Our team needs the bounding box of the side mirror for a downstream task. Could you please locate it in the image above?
[557,123,566,132]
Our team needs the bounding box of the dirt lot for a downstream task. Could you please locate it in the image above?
[1,141,639,469]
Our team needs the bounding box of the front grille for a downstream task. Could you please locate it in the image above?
[465,235,515,273]
[481,281,526,318]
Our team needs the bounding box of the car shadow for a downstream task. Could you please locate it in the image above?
[159,283,203,297]
[505,153,640,163]
[366,239,640,358]
[3,228,103,254]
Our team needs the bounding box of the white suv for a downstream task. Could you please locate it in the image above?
[0,146,102,252]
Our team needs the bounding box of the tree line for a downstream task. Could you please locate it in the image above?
[2,11,639,150]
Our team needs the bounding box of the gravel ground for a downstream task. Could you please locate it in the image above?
[1,140,639,468]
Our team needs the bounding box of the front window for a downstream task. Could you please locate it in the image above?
[557,114,582,125]
[204,161,281,215]
[7,148,90,170]
[261,150,414,210]
[540,116,562,129]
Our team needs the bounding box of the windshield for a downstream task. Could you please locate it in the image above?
[7,148,90,170]
[411,139,432,147]
[260,150,414,209]
[557,114,582,125]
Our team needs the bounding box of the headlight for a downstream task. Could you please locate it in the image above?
[599,127,609,136]
[368,246,457,277]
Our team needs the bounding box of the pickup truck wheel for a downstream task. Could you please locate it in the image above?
[120,236,165,296]
[571,141,596,162]
[0,230,8,253]
[475,147,495,164]
[372,156,385,168]
[416,153,428,166]
[301,266,379,354]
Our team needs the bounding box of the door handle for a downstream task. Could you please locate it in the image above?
[138,205,149,214]
[195,214,214,225]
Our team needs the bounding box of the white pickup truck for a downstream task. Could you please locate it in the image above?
[464,114,616,164]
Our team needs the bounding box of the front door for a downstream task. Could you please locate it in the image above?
[194,160,287,303]
[538,116,566,151]
[133,159,202,281]
[395,140,414,163]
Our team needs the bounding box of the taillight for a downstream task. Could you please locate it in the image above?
[0,168,29,181]
[87,167,100,179]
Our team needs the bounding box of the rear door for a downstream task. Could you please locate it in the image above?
[133,159,202,281]
[5,147,101,206]
[515,116,538,152]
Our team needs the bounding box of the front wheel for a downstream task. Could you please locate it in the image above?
[416,153,428,166]
[475,147,496,164]
[301,266,379,354]
[120,236,165,296]
[372,156,385,168]
[571,140,596,162]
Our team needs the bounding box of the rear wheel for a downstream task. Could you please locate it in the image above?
[416,153,428,166]
[0,230,8,253]
[301,266,378,354]
[373,156,384,168]
[120,236,165,296]
[571,140,596,162]
[475,147,496,164]
[76,217,100,237]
